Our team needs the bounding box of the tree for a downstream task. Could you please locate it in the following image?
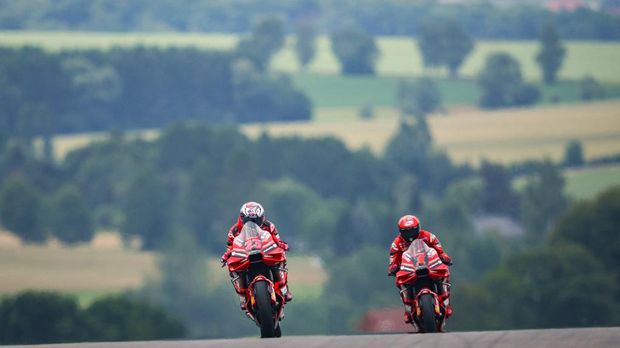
[0,47,70,138]
[536,22,566,84]
[396,78,442,119]
[579,76,606,101]
[550,186,620,295]
[84,296,185,341]
[140,230,255,338]
[0,291,186,344]
[563,140,584,167]
[294,21,317,70]
[479,160,520,217]
[330,27,378,75]
[0,176,46,243]
[184,160,219,250]
[232,71,312,122]
[385,120,460,194]
[418,18,474,77]
[520,160,568,238]
[0,291,82,344]
[478,52,540,108]
[358,102,375,120]
[47,185,94,244]
[453,245,619,330]
[323,246,398,334]
[121,169,171,250]
[256,177,341,252]
[235,16,286,71]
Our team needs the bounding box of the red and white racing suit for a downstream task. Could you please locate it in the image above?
[222,216,292,306]
[388,230,452,320]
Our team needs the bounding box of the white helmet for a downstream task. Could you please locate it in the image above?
[240,201,265,225]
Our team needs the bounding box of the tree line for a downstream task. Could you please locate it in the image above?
[0,44,310,139]
[1,118,618,338]
[0,116,605,263]
[452,186,620,330]
[1,0,619,40]
[0,291,185,345]
[2,15,598,145]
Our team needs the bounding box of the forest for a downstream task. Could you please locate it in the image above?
[1,118,619,341]
[1,0,619,40]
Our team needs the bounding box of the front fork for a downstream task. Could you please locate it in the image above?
[234,271,285,323]
[400,279,450,323]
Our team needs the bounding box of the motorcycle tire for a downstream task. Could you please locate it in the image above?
[254,281,277,338]
[419,293,438,333]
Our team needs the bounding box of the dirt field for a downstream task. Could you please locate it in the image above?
[0,231,326,296]
[0,231,156,294]
[49,101,620,166]
[244,101,620,165]
[428,101,620,164]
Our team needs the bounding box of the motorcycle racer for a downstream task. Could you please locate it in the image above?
[388,214,453,323]
[221,202,293,310]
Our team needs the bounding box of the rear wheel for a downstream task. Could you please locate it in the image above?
[418,293,438,333]
[254,281,277,338]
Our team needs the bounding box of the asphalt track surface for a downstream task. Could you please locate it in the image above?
[7,327,619,348]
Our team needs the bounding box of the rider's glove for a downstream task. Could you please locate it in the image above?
[220,251,231,267]
[277,241,289,251]
[388,264,399,277]
[440,254,453,266]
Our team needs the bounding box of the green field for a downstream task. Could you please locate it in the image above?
[277,37,620,83]
[290,74,483,108]
[565,165,620,199]
[1,31,619,82]
[291,73,620,109]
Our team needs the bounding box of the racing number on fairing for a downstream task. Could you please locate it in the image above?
[245,239,262,250]
[417,255,425,266]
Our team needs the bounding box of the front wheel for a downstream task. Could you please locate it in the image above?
[254,281,277,338]
[418,293,438,333]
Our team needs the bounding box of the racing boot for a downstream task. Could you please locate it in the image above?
[238,295,247,311]
[276,264,293,302]
[399,286,413,323]
[281,285,293,303]
[404,311,412,324]
[439,277,452,317]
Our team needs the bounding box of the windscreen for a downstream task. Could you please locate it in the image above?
[237,221,264,252]
[404,239,437,266]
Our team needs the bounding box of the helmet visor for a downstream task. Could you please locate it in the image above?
[399,226,420,241]
[242,214,264,225]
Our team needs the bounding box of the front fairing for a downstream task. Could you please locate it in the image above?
[396,239,449,286]
[227,222,285,272]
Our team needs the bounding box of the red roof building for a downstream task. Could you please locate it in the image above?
[546,0,589,11]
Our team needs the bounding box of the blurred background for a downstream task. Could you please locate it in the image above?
[0,0,619,344]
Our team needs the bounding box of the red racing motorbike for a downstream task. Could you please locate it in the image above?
[396,239,450,333]
[226,221,287,338]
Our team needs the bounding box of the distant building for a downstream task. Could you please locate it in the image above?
[437,0,603,10]
[546,0,593,11]
[473,215,525,238]
[359,308,412,333]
